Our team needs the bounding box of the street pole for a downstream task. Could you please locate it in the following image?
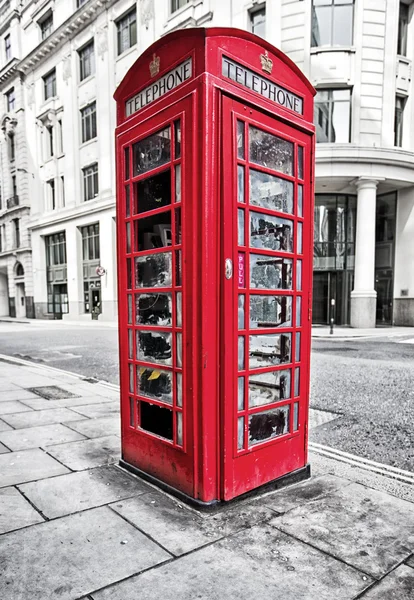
[330,298,335,335]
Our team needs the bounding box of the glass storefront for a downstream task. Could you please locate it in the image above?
[375,193,396,325]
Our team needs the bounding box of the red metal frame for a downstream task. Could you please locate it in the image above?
[114,28,315,504]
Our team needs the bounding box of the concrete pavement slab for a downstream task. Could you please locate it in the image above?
[71,402,120,419]
[0,487,44,533]
[20,394,115,410]
[0,382,20,392]
[0,419,13,431]
[1,407,84,429]
[0,388,42,401]
[0,448,70,487]
[0,506,170,600]
[0,400,32,415]
[110,489,274,556]
[46,435,120,470]
[407,555,414,568]
[0,423,85,450]
[91,525,371,600]
[19,466,148,519]
[358,564,414,599]
[270,482,414,578]
[68,416,120,438]
[0,442,10,453]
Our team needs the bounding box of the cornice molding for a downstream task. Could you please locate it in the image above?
[0,57,19,84]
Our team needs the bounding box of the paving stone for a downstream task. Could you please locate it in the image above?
[0,487,44,533]
[1,407,84,429]
[0,448,70,488]
[91,525,371,600]
[71,403,120,419]
[68,416,120,438]
[270,482,414,578]
[0,419,12,432]
[46,435,121,470]
[407,555,414,568]
[0,389,41,402]
[0,423,85,451]
[0,382,20,392]
[358,564,414,599]
[27,385,80,400]
[19,466,147,519]
[0,401,32,415]
[111,489,274,556]
[0,442,10,454]
[0,507,170,600]
[20,395,115,411]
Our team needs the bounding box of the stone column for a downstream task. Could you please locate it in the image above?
[350,178,382,328]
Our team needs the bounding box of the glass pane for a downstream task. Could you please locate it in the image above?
[298,185,303,218]
[312,5,332,47]
[331,97,350,143]
[176,333,182,367]
[124,147,130,180]
[297,146,303,180]
[250,170,294,214]
[238,377,244,411]
[135,293,172,326]
[294,367,300,397]
[135,170,171,214]
[296,260,302,291]
[135,252,172,288]
[136,330,172,365]
[333,5,353,46]
[175,250,182,286]
[293,402,299,431]
[176,292,182,326]
[133,127,171,176]
[238,336,245,370]
[127,294,132,324]
[129,397,134,427]
[238,209,245,246]
[249,126,294,176]
[135,214,172,252]
[238,165,245,203]
[295,332,301,362]
[137,366,173,404]
[126,222,131,253]
[296,296,302,326]
[176,372,182,407]
[249,405,290,446]
[127,258,132,289]
[250,295,292,328]
[176,412,183,446]
[250,212,293,252]
[128,329,133,359]
[297,222,303,254]
[129,363,134,394]
[250,255,292,289]
[238,416,245,450]
[238,294,245,329]
[249,333,291,369]
[237,120,245,159]
[126,185,130,217]
[249,369,291,408]
[174,120,181,158]
[175,164,181,203]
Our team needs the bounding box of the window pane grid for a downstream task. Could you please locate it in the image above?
[81,102,97,143]
[82,163,99,201]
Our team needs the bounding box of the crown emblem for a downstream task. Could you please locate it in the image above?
[149,53,160,77]
[260,51,273,75]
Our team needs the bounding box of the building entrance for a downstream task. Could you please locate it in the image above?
[312,271,353,325]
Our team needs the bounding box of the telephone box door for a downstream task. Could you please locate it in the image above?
[221,97,313,500]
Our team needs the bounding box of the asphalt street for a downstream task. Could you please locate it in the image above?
[0,322,413,471]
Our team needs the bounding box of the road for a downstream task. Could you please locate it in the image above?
[0,321,413,472]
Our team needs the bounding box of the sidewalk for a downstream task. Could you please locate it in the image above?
[0,356,413,599]
[312,325,414,339]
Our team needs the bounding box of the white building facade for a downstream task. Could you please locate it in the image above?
[0,0,412,326]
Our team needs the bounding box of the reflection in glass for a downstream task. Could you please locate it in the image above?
[175,164,181,202]
[249,126,293,175]
[238,377,244,411]
[237,120,245,159]
[250,255,292,289]
[126,185,130,217]
[238,336,245,370]
[293,402,299,431]
[311,0,354,48]
[297,222,303,254]
[176,372,182,407]
[250,170,293,214]
[129,363,134,394]
[133,126,171,176]
[249,333,291,369]
[128,329,133,359]
[126,222,131,253]
[135,170,171,214]
[249,404,290,445]
[249,369,291,408]
[176,333,182,368]
[135,252,172,288]
[175,250,182,286]
[238,209,245,246]
[298,146,303,180]
[135,293,172,326]
[296,296,302,326]
[238,416,245,450]
[136,330,172,365]
[295,332,301,362]
[250,211,293,252]
[294,366,300,397]
[127,294,132,324]
[298,185,303,217]
[296,260,302,291]
[137,366,173,404]
[250,295,292,328]
[238,165,245,203]
[174,120,181,158]
[314,89,351,143]
[238,295,245,329]
[176,292,182,326]
[176,411,183,446]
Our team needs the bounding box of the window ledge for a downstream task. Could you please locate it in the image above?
[166,0,204,24]
[80,138,97,149]
[78,74,96,87]
[311,46,356,55]
[116,44,138,63]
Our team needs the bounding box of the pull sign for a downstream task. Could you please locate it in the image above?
[225,258,233,280]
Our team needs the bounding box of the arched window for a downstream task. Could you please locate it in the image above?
[15,262,24,277]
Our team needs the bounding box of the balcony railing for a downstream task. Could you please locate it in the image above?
[6,195,19,209]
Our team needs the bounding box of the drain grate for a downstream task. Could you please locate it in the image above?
[82,377,99,384]
[27,386,80,400]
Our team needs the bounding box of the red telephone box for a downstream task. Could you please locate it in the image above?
[114,28,315,505]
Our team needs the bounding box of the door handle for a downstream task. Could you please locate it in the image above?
[225,258,233,280]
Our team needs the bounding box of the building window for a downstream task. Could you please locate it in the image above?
[79,41,95,81]
[47,179,56,210]
[4,34,11,61]
[12,218,20,249]
[46,125,54,158]
[81,223,100,261]
[171,0,190,12]
[394,96,406,147]
[314,89,351,143]
[311,0,354,47]
[116,9,137,56]
[77,0,88,7]
[39,13,53,40]
[6,88,15,112]
[81,102,97,143]
[57,119,63,154]
[43,69,56,100]
[81,223,100,313]
[250,6,266,39]
[46,232,66,266]
[12,174,17,196]
[397,3,409,56]
[83,163,99,201]
[8,134,15,162]
[61,176,65,207]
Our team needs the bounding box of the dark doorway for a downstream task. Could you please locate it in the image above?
[50,284,68,320]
